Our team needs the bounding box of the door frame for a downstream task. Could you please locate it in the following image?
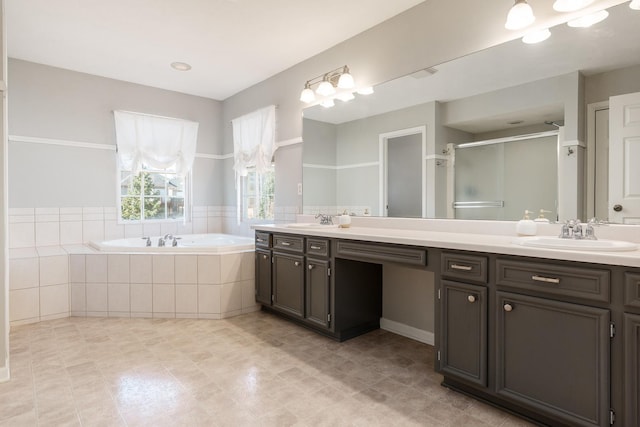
[586,100,610,220]
[379,126,427,217]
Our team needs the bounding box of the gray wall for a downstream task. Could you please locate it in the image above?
[8,59,225,208]
[585,63,640,105]
[1,0,7,381]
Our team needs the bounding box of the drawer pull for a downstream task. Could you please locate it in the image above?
[504,303,513,312]
[310,245,322,250]
[308,264,314,270]
[531,275,560,284]
[294,261,300,266]
[280,241,291,246]
[451,264,473,271]
[467,295,476,303]
[256,238,266,243]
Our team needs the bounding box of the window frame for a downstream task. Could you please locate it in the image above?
[116,164,192,225]
[238,165,275,223]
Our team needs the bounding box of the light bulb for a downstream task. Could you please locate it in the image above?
[552,0,595,12]
[357,86,374,95]
[336,92,355,102]
[299,83,315,103]
[522,28,551,44]
[505,0,535,30]
[337,67,355,89]
[316,79,335,96]
[567,9,608,27]
[630,0,640,10]
[320,99,335,108]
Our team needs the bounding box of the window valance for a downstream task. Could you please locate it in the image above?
[114,110,199,176]
[231,105,276,177]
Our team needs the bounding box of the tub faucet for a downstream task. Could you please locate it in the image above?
[142,237,151,247]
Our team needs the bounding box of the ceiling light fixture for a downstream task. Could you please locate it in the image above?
[299,65,355,104]
[170,62,192,71]
[522,28,551,44]
[505,0,536,30]
[552,0,595,12]
[630,0,640,10]
[567,9,609,27]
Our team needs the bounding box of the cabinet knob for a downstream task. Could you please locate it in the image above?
[504,303,513,312]
[467,295,476,303]
[308,264,314,270]
[262,254,267,259]
[294,261,300,266]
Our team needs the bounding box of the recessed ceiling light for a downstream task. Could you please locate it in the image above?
[171,62,192,71]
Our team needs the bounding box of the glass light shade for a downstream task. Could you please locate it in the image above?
[552,0,595,12]
[320,99,335,108]
[630,0,640,10]
[522,28,551,44]
[567,9,609,27]
[357,86,374,95]
[337,72,355,89]
[299,87,315,103]
[316,80,336,96]
[336,92,355,102]
[505,0,535,30]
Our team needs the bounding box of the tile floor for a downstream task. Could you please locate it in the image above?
[0,312,534,426]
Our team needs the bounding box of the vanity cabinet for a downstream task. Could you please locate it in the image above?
[272,234,306,318]
[255,248,272,305]
[624,313,640,427]
[305,238,331,329]
[496,291,610,427]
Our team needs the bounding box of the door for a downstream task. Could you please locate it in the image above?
[496,292,610,427]
[305,258,330,329]
[625,313,640,427]
[609,92,640,223]
[255,249,272,305]
[384,131,424,218]
[440,280,487,386]
[272,252,305,318]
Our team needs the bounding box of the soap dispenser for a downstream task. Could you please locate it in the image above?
[534,209,551,223]
[339,210,352,228]
[516,210,537,236]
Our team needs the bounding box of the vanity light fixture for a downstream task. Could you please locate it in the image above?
[357,86,374,95]
[553,0,595,12]
[299,65,355,104]
[505,0,536,30]
[170,62,192,71]
[336,92,355,102]
[567,9,609,27]
[522,28,551,44]
[630,0,640,10]
[320,99,335,108]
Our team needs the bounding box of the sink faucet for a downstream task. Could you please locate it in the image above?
[559,219,597,240]
[315,214,334,225]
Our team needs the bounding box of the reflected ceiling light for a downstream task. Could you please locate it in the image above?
[336,92,355,102]
[170,62,191,71]
[630,0,640,10]
[299,65,355,103]
[320,99,335,108]
[505,0,535,30]
[567,9,609,27]
[357,86,374,95]
[522,28,551,44]
[553,0,595,12]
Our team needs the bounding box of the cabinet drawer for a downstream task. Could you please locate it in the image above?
[496,259,610,303]
[273,234,304,253]
[255,232,271,248]
[336,240,427,266]
[625,272,640,309]
[441,252,488,283]
[307,238,330,258]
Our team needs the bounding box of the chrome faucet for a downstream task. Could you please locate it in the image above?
[559,219,597,240]
[315,214,334,225]
[142,236,152,247]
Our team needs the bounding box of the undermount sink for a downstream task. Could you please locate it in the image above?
[285,223,339,229]
[514,236,638,252]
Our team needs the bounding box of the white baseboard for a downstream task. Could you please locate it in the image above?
[380,318,434,345]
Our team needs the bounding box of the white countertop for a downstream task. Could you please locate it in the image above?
[253,224,640,268]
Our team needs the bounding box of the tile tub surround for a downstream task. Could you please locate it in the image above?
[9,246,259,326]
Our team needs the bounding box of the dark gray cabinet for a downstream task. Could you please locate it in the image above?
[272,251,305,318]
[255,248,272,305]
[440,280,487,386]
[305,258,330,329]
[496,291,610,427]
[624,312,640,427]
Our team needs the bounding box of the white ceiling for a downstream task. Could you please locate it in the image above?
[5,0,424,100]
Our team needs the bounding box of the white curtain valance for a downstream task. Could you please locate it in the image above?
[232,105,276,177]
[114,110,199,176]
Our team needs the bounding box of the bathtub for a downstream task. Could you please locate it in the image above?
[90,233,255,253]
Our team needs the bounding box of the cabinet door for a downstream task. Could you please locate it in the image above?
[272,252,305,318]
[625,313,640,427]
[496,291,610,427]
[306,258,330,329]
[440,280,487,386]
[255,249,272,305]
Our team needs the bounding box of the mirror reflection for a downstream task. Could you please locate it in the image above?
[302,2,640,222]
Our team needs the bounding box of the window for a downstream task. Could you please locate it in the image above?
[119,167,189,222]
[241,166,274,220]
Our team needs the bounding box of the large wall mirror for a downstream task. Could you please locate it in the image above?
[302,2,640,223]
